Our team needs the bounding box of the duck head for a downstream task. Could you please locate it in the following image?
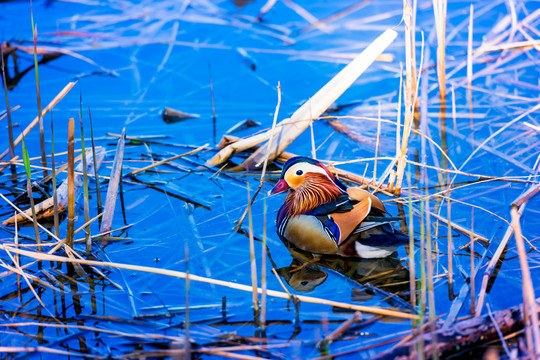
[269,156,347,216]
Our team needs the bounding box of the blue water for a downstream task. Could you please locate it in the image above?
[1,0,539,358]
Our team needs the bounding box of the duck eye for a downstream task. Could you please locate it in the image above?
[296,170,303,176]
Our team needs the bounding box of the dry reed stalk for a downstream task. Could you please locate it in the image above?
[184,209,191,360]
[260,83,282,331]
[0,82,77,161]
[432,0,447,101]
[408,0,418,115]
[419,201,427,320]
[301,0,369,33]
[470,209,475,315]
[3,322,185,342]
[511,206,540,355]
[19,136,42,253]
[407,170,416,309]
[257,0,278,21]
[0,254,64,294]
[271,267,291,297]
[282,0,323,33]
[14,213,20,300]
[31,13,48,178]
[233,84,281,231]
[198,350,262,360]
[446,179,453,291]
[0,245,419,320]
[0,347,100,358]
[26,176,41,250]
[451,85,456,144]
[0,105,19,121]
[373,102,382,183]
[50,114,59,238]
[198,344,291,353]
[0,194,61,244]
[475,160,540,315]
[467,5,474,130]
[0,156,19,173]
[0,49,15,175]
[125,144,208,177]
[310,121,316,159]
[209,63,216,144]
[427,211,488,243]
[388,65,404,191]
[67,118,75,248]
[207,29,397,168]
[461,103,540,173]
[79,97,91,251]
[320,311,362,347]
[424,197,437,352]
[74,212,103,236]
[261,197,267,332]
[3,247,46,308]
[394,0,415,196]
[323,115,456,171]
[478,40,540,53]
[246,181,260,323]
[100,128,125,234]
[88,107,102,218]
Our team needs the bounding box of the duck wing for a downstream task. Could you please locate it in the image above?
[331,197,372,245]
[307,193,354,216]
[346,188,388,214]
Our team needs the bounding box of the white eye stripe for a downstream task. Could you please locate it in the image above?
[285,163,332,179]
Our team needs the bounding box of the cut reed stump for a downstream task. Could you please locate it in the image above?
[373,299,539,359]
[1,148,105,227]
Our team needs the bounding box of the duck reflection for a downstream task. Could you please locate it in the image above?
[277,242,411,305]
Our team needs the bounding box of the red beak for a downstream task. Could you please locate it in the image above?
[268,179,290,196]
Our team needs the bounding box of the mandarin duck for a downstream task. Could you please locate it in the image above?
[269,157,408,258]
